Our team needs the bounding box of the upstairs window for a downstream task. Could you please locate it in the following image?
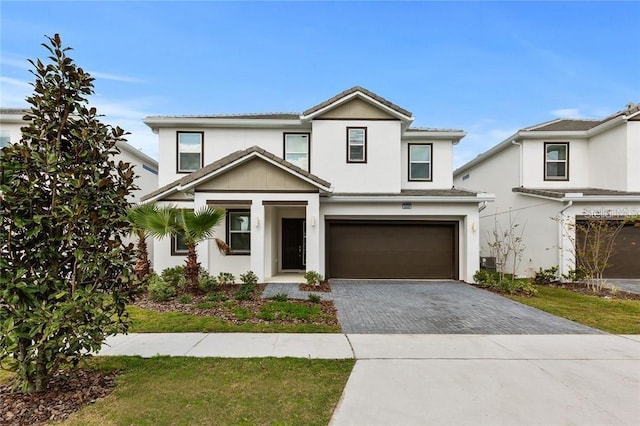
[408,143,433,181]
[545,142,569,180]
[284,133,310,171]
[227,210,251,254]
[177,131,203,173]
[0,130,10,150]
[347,127,367,163]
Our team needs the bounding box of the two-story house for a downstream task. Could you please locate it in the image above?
[0,108,159,203]
[454,103,640,279]
[142,87,494,283]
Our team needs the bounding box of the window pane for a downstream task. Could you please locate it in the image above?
[410,145,431,162]
[175,233,188,252]
[546,145,566,161]
[180,153,201,171]
[410,163,431,180]
[0,131,10,149]
[349,129,364,145]
[350,145,364,161]
[230,233,251,251]
[230,212,250,231]
[286,135,308,153]
[179,133,202,149]
[547,162,566,178]
[285,153,309,170]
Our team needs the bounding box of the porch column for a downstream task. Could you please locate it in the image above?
[251,201,266,282]
[305,195,321,273]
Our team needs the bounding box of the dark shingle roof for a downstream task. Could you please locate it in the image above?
[144,112,300,120]
[526,119,602,132]
[513,187,640,198]
[0,108,29,115]
[142,146,331,202]
[302,86,412,118]
[328,189,481,197]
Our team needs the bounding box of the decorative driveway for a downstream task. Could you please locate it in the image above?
[263,280,601,334]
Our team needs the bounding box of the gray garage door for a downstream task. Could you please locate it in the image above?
[577,221,640,279]
[326,220,458,279]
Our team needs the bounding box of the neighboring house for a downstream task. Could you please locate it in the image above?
[142,87,494,282]
[454,103,640,279]
[0,108,159,203]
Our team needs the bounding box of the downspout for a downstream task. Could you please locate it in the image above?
[558,201,573,279]
[511,139,523,187]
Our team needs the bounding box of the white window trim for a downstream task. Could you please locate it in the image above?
[283,133,310,171]
[177,131,203,173]
[408,143,433,181]
[347,127,367,163]
[545,142,569,180]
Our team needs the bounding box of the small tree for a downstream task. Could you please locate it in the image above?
[557,215,638,288]
[486,209,526,281]
[143,206,229,291]
[127,203,158,281]
[0,35,137,392]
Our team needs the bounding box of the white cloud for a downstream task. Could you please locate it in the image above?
[88,71,143,84]
[550,108,584,119]
[454,124,519,170]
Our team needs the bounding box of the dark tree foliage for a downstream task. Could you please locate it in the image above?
[0,34,138,393]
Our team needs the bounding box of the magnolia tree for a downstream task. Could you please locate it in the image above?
[0,34,138,392]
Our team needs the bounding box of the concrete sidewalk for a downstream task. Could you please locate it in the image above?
[98,333,640,425]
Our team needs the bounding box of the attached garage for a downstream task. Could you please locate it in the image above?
[577,220,640,279]
[326,220,459,279]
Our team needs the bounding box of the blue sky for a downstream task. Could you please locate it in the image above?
[1,1,638,167]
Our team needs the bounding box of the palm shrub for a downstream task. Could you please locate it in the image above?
[142,206,229,292]
[126,203,158,281]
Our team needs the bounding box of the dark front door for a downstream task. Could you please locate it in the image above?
[282,218,305,270]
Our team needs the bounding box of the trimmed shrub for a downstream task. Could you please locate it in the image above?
[304,270,324,287]
[161,266,187,289]
[148,273,176,301]
[534,266,559,285]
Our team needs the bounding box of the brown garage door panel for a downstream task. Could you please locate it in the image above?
[327,221,458,279]
[606,224,640,278]
[577,221,640,279]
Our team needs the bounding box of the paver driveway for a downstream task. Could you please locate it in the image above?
[263,280,601,334]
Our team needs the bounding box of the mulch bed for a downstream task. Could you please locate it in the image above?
[134,283,339,327]
[0,369,117,426]
[551,282,640,301]
[299,280,332,292]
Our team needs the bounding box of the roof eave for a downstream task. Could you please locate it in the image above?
[143,116,305,131]
[324,193,495,203]
[403,130,466,143]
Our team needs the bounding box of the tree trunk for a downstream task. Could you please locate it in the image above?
[185,243,200,292]
[134,236,150,281]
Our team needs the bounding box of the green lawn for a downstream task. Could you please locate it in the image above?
[508,285,640,334]
[62,356,354,426]
[127,304,341,333]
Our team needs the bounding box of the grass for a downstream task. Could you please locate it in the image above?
[508,285,640,334]
[63,356,354,426]
[127,305,341,333]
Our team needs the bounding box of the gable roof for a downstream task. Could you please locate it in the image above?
[454,102,640,177]
[141,145,332,202]
[513,187,640,201]
[301,86,413,121]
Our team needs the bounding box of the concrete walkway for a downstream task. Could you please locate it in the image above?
[98,333,640,425]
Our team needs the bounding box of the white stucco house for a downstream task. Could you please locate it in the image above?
[142,87,494,283]
[453,103,640,279]
[0,108,159,203]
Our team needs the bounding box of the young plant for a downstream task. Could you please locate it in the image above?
[533,266,559,285]
[304,271,324,287]
[216,272,236,285]
[271,293,289,302]
[240,271,258,286]
[308,293,322,303]
[148,273,177,302]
